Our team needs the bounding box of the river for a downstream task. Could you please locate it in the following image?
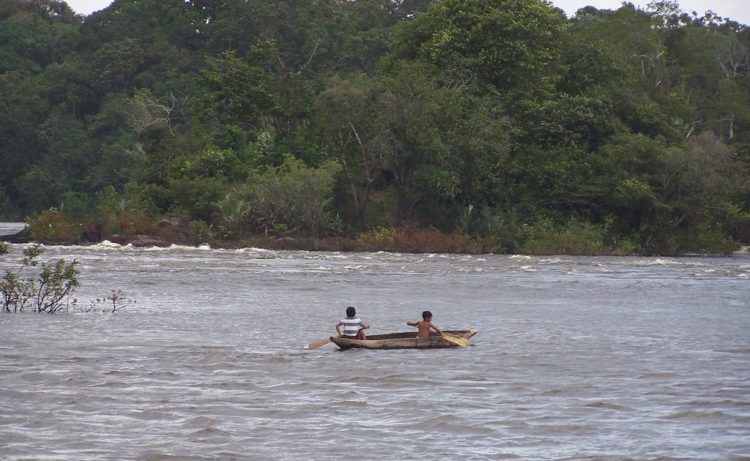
[1,242,749,460]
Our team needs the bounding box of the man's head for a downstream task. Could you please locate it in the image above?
[346,306,356,317]
[422,310,432,321]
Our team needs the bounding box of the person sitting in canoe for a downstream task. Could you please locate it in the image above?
[407,310,443,338]
[336,306,369,340]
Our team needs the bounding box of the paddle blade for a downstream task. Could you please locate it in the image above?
[442,333,470,348]
[305,337,332,350]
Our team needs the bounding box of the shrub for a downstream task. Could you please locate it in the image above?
[1,244,79,313]
[356,227,395,249]
[188,220,213,244]
[93,186,160,239]
[85,289,135,313]
[27,209,82,243]
[357,226,469,253]
[467,209,531,253]
[666,223,738,255]
[246,156,342,244]
[116,211,157,237]
[214,190,252,239]
[169,176,227,223]
[36,259,80,313]
[606,234,640,256]
[391,226,469,253]
[521,219,605,255]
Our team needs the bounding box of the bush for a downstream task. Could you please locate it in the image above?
[27,208,82,243]
[84,289,135,313]
[357,226,469,253]
[93,186,160,239]
[356,227,395,249]
[169,176,227,223]
[665,223,738,255]
[605,234,641,256]
[115,211,158,237]
[1,244,79,313]
[188,220,213,244]
[466,209,532,253]
[214,190,252,239]
[246,156,342,244]
[520,219,605,255]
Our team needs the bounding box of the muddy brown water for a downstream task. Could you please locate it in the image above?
[1,242,749,460]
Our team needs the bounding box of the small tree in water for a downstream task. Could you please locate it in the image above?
[1,244,79,313]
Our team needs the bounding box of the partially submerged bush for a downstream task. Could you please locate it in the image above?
[84,289,135,313]
[1,244,79,313]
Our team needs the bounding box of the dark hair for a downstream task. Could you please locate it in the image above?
[346,306,356,317]
[422,310,432,320]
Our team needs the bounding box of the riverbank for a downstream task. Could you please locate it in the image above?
[4,208,744,256]
[4,222,741,257]
[7,199,747,257]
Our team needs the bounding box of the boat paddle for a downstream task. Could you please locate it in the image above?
[306,325,370,349]
[440,332,470,348]
[305,337,332,350]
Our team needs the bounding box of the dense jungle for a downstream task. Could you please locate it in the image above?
[1,0,749,254]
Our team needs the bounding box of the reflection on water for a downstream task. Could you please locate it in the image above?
[1,243,749,460]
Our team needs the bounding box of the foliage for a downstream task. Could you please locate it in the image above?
[27,208,81,243]
[389,0,568,100]
[357,226,469,253]
[188,220,213,245]
[35,258,80,313]
[520,219,606,256]
[356,227,396,249]
[1,244,79,313]
[0,0,749,255]
[246,156,342,244]
[86,289,136,313]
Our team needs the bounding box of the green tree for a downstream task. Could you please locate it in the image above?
[317,62,509,229]
[389,0,568,100]
[194,48,279,148]
[245,156,342,245]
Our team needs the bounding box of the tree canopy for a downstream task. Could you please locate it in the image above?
[1,0,749,254]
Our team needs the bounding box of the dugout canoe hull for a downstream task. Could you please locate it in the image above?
[330,330,477,350]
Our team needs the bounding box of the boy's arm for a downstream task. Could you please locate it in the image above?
[359,321,370,330]
[406,321,419,327]
[335,320,342,336]
[430,322,443,335]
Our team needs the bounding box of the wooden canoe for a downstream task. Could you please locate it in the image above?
[330,330,477,350]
